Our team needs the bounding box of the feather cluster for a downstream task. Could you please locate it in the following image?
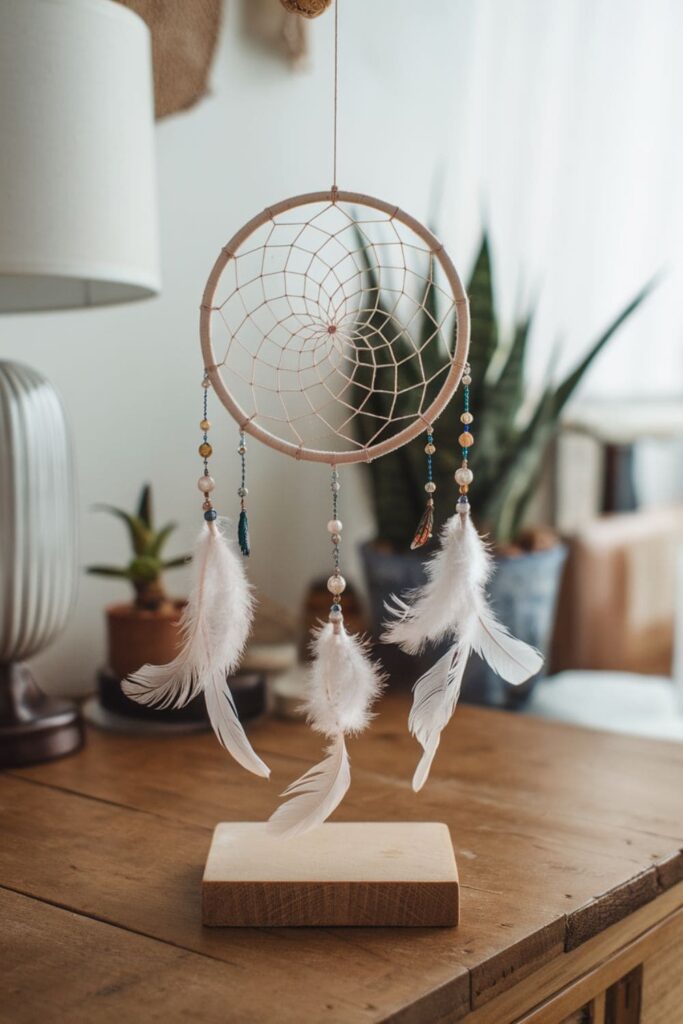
[123,520,269,779]
[268,623,384,838]
[383,512,543,790]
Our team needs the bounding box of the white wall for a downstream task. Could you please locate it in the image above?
[2,0,682,695]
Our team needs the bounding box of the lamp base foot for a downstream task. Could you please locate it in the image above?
[0,663,84,768]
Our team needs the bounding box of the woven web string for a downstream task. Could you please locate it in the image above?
[206,198,458,456]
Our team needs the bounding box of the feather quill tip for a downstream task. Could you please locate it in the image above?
[267,734,350,839]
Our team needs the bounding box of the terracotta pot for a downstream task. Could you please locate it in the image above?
[105,601,185,680]
[100,603,267,725]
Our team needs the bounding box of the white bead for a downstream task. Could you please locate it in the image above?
[455,468,473,485]
[425,481,436,493]
[327,574,346,595]
[327,519,343,533]
[462,374,472,385]
[331,533,341,545]
[460,412,473,424]
[331,481,341,492]
[198,475,215,493]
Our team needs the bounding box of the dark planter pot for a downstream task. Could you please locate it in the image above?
[360,539,567,708]
[97,667,266,724]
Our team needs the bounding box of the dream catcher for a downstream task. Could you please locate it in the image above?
[124,0,541,836]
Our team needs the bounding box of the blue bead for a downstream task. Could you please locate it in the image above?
[331,603,341,613]
[204,509,217,522]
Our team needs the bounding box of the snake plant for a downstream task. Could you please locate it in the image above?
[354,232,656,546]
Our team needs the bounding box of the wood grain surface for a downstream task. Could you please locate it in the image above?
[202,822,459,926]
[2,694,682,1023]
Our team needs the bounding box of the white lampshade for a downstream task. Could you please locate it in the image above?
[0,0,160,312]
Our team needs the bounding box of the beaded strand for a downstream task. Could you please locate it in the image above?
[197,374,217,522]
[327,467,345,632]
[456,362,474,515]
[237,430,250,556]
[410,429,436,549]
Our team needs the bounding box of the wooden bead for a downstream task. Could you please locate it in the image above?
[459,484,469,494]
[458,432,474,447]
[424,443,436,455]
[200,419,211,431]
[199,442,212,458]
[327,574,346,595]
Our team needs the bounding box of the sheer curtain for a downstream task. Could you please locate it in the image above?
[433,0,683,399]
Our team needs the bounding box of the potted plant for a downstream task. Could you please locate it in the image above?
[359,234,655,705]
[87,484,196,720]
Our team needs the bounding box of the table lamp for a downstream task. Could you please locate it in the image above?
[0,0,160,765]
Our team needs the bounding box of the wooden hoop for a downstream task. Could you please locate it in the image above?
[199,189,470,465]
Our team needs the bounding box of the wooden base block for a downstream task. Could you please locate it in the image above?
[202,821,459,927]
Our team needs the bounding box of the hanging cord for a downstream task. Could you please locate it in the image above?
[332,0,339,190]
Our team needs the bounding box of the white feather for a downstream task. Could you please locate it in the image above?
[470,606,543,685]
[269,623,383,837]
[122,520,269,779]
[305,623,384,736]
[203,669,270,778]
[409,643,468,791]
[267,734,351,838]
[382,514,489,653]
[383,511,543,788]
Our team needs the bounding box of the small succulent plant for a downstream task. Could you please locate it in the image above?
[87,484,190,611]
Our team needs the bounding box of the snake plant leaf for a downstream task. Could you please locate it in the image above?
[550,275,660,418]
[366,442,426,546]
[93,504,149,556]
[491,312,533,433]
[480,389,557,542]
[463,234,498,418]
[136,483,153,529]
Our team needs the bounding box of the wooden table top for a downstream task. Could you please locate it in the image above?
[2,694,683,1023]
